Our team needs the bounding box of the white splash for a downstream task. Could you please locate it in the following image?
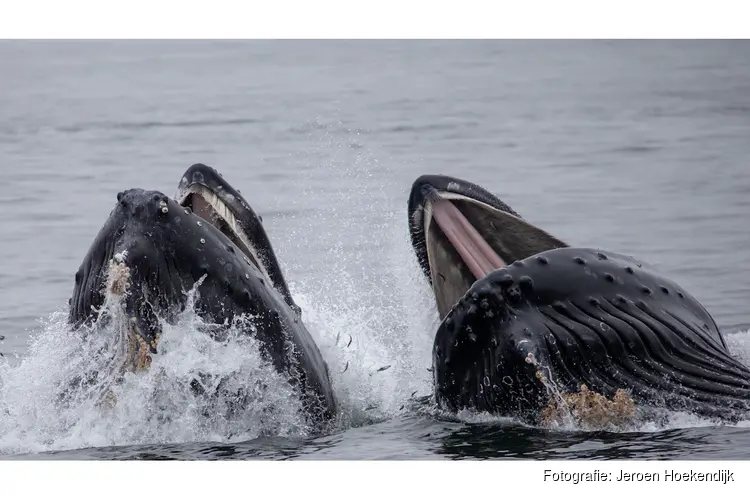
[286,221,438,427]
[0,287,310,456]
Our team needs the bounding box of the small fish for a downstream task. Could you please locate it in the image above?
[426,367,434,373]
[376,365,391,372]
[347,335,352,347]
[365,404,377,411]
[411,390,418,398]
[335,333,341,345]
[0,335,5,341]
[341,361,349,374]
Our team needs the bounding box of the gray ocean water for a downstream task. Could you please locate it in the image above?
[1,40,750,460]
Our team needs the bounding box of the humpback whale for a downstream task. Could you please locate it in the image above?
[68,163,337,428]
[408,174,750,425]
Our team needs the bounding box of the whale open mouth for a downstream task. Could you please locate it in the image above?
[173,164,301,317]
[177,184,269,279]
[416,187,567,319]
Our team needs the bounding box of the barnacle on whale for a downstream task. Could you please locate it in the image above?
[541,384,637,429]
[106,259,131,297]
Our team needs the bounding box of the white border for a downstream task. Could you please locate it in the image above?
[0,461,747,499]
[2,3,749,498]
[1,0,749,38]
